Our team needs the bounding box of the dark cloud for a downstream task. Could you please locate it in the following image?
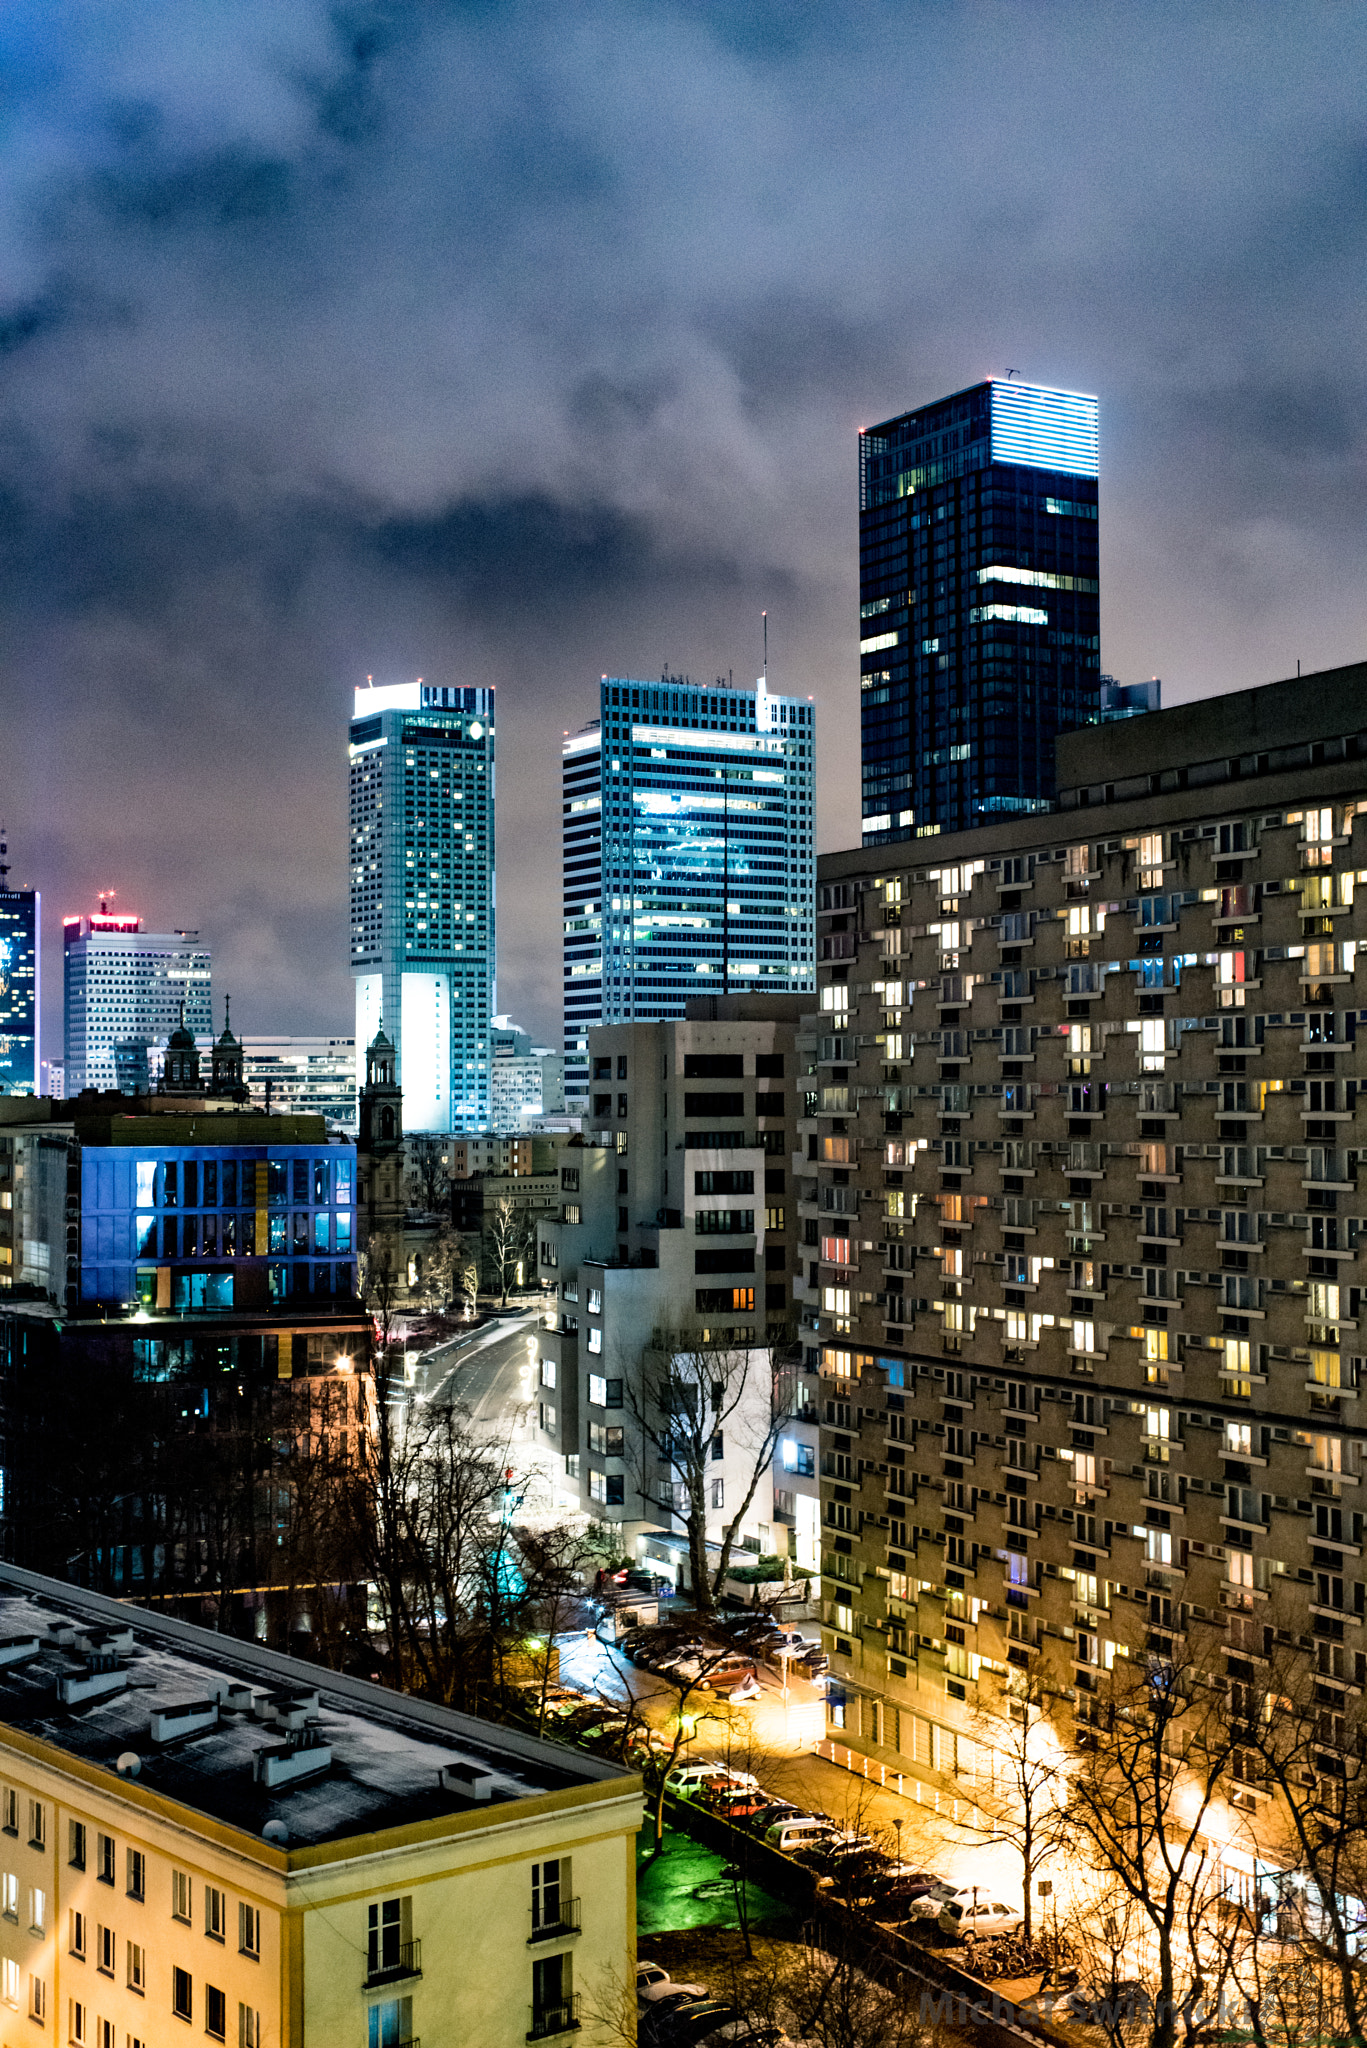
[1,0,1365,1061]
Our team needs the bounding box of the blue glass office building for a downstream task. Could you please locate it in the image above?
[859,380,1100,843]
[563,676,815,1101]
[0,889,38,1096]
[349,681,495,1131]
[80,1140,355,1310]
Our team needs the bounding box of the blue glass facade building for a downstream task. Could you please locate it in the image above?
[349,681,495,1132]
[859,380,1100,843]
[79,1140,355,1310]
[562,676,815,1101]
[0,889,38,1096]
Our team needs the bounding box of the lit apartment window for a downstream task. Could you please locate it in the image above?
[29,1886,45,1935]
[367,1998,412,2048]
[0,1959,16,2007]
[0,1874,15,1920]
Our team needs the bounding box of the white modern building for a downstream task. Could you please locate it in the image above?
[238,1037,357,1126]
[562,675,816,1105]
[349,681,495,1132]
[534,1003,820,1579]
[491,1015,566,1128]
[63,905,211,1095]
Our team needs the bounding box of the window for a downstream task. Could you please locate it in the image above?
[368,1998,412,2048]
[205,1986,226,2041]
[96,1834,115,1886]
[68,1822,85,1870]
[205,1886,226,1943]
[367,1897,409,1979]
[96,1924,114,1976]
[127,1940,146,1994]
[172,1966,192,2022]
[27,1801,44,1850]
[237,2010,260,2048]
[69,1910,86,1959]
[30,1975,45,2024]
[531,1859,567,1936]
[711,1478,724,1509]
[30,1887,46,1935]
[97,2024,114,2048]
[237,1905,259,1960]
[126,1848,145,1901]
[0,1958,15,2006]
[69,1996,87,2043]
[1,1873,16,1919]
[1,1788,16,1834]
[532,1953,570,2036]
[172,1871,192,1923]
[587,1327,602,1355]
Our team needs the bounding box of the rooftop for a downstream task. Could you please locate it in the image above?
[0,1566,635,1866]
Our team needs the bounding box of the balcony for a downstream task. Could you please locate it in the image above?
[529,1899,582,1945]
[365,1940,422,1988]
[528,1999,581,2040]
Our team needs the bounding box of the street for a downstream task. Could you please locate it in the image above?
[407,1307,574,1519]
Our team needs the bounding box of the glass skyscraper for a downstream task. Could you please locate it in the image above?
[349,681,495,1132]
[562,675,815,1103]
[859,379,1100,843]
[63,908,211,1095]
[0,882,38,1097]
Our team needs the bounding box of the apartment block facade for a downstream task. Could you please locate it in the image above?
[0,1564,639,2048]
[813,659,1367,1830]
[534,1001,820,1571]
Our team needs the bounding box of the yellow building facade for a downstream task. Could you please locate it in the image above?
[0,1565,640,2048]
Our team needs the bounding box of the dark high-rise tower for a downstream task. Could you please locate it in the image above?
[858,379,1100,843]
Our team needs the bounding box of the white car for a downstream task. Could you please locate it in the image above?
[937,1891,1025,1939]
[640,1977,708,2012]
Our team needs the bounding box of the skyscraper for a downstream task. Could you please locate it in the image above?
[0,830,38,1097]
[63,905,211,1094]
[349,681,495,1132]
[859,379,1100,844]
[562,674,815,1104]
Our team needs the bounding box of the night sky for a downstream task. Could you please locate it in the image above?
[3,2,1365,1060]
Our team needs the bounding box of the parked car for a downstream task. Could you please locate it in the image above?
[666,1762,731,1796]
[697,1658,759,1694]
[637,1961,670,1993]
[765,1814,840,1854]
[794,1648,829,1677]
[649,2002,748,2047]
[641,1992,716,2045]
[900,1879,959,1923]
[640,1979,709,2014]
[739,1800,804,1837]
[701,1777,771,1820]
[937,1891,1025,1940]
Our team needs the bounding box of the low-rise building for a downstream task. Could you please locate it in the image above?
[0,1562,639,2046]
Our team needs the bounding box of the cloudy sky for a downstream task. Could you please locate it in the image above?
[3,0,1365,1058]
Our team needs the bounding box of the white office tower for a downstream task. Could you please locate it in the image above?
[562,674,815,1104]
[349,681,495,1131]
[63,906,211,1095]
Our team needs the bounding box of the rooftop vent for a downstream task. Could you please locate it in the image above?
[253,1725,331,1792]
[150,1700,219,1746]
[440,1761,497,1802]
[0,1635,41,1670]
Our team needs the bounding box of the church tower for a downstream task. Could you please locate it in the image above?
[209,996,248,1103]
[161,1005,201,1095]
[357,1024,405,1244]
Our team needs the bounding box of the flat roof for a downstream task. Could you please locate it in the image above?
[0,1566,635,1861]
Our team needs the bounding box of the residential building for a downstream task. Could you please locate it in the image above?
[0,832,38,1098]
[534,1000,819,1573]
[562,674,815,1104]
[812,656,1367,1870]
[491,1015,566,1128]
[0,1095,355,1312]
[859,379,1100,845]
[0,1561,639,2045]
[1100,675,1162,722]
[349,680,495,1132]
[63,904,211,1096]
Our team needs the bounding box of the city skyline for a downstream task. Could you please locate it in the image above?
[2,7,1364,1068]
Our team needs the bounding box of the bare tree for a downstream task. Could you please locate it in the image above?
[459,1253,481,1321]
[960,1667,1071,1942]
[406,1140,452,1216]
[626,1324,788,1614]
[1066,1627,1240,2048]
[485,1194,536,1306]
